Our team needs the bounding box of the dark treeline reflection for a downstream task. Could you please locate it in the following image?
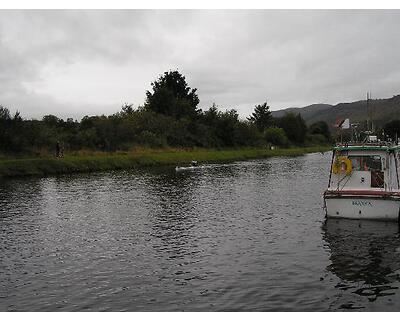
[0,71,330,156]
[323,219,400,308]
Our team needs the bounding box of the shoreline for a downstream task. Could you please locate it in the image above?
[0,146,330,178]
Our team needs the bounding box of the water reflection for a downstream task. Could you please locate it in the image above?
[142,169,202,265]
[323,219,400,304]
[4,153,400,311]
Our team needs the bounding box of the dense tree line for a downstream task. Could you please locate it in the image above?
[0,70,331,156]
[384,120,400,140]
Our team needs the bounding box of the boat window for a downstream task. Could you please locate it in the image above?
[348,155,382,171]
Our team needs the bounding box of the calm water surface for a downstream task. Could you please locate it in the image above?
[1,152,400,311]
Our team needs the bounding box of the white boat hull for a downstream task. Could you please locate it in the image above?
[325,197,400,221]
[175,165,207,172]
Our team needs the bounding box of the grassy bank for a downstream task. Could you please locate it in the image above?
[0,146,331,178]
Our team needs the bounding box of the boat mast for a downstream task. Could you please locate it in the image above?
[366,91,374,134]
[366,91,370,133]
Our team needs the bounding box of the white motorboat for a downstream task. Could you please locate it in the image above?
[324,140,400,221]
[175,160,206,172]
[175,165,207,172]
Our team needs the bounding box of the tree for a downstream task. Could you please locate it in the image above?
[0,106,11,121]
[13,111,22,122]
[121,103,135,116]
[215,109,241,147]
[264,127,289,146]
[0,106,12,153]
[278,112,307,144]
[202,103,221,127]
[384,120,400,140]
[145,70,200,119]
[247,102,273,132]
[309,121,331,141]
[42,114,60,127]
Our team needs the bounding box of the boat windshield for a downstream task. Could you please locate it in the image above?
[347,155,382,171]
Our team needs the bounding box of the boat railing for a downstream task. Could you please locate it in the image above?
[335,141,393,147]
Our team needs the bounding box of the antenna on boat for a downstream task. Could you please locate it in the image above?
[364,91,375,137]
[367,91,375,134]
[366,91,369,132]
[370,91,374,133]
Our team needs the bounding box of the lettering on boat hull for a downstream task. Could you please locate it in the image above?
[351,200,372,207]
[325,198,399,221]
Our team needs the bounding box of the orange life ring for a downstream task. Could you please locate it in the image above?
[332,156,352,175]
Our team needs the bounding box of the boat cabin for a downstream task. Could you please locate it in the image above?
[328,144,400,192]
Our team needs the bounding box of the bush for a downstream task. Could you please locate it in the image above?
[137,130,167,148]
[277,113,307,144]
[309,121,331,141]
[264,127,289,147]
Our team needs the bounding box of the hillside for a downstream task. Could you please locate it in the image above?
[272,103,332,119]
[272,95,400,129]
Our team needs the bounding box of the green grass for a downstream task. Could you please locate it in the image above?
[0,146,331,178]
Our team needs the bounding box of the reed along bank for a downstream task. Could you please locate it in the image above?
[0,146,330,178]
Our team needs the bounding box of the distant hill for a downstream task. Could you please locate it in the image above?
[272,103,332,120]
[272,95,400,129]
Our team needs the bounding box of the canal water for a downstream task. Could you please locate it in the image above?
[1,152,400,311]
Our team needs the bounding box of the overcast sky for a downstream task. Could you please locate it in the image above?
[1,9,400,120]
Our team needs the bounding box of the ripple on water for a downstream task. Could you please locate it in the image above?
[1,152,400,311]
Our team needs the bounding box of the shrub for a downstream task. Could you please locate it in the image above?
[264,127,289,147]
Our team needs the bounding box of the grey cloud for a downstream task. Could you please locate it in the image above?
[1,10,400,119]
